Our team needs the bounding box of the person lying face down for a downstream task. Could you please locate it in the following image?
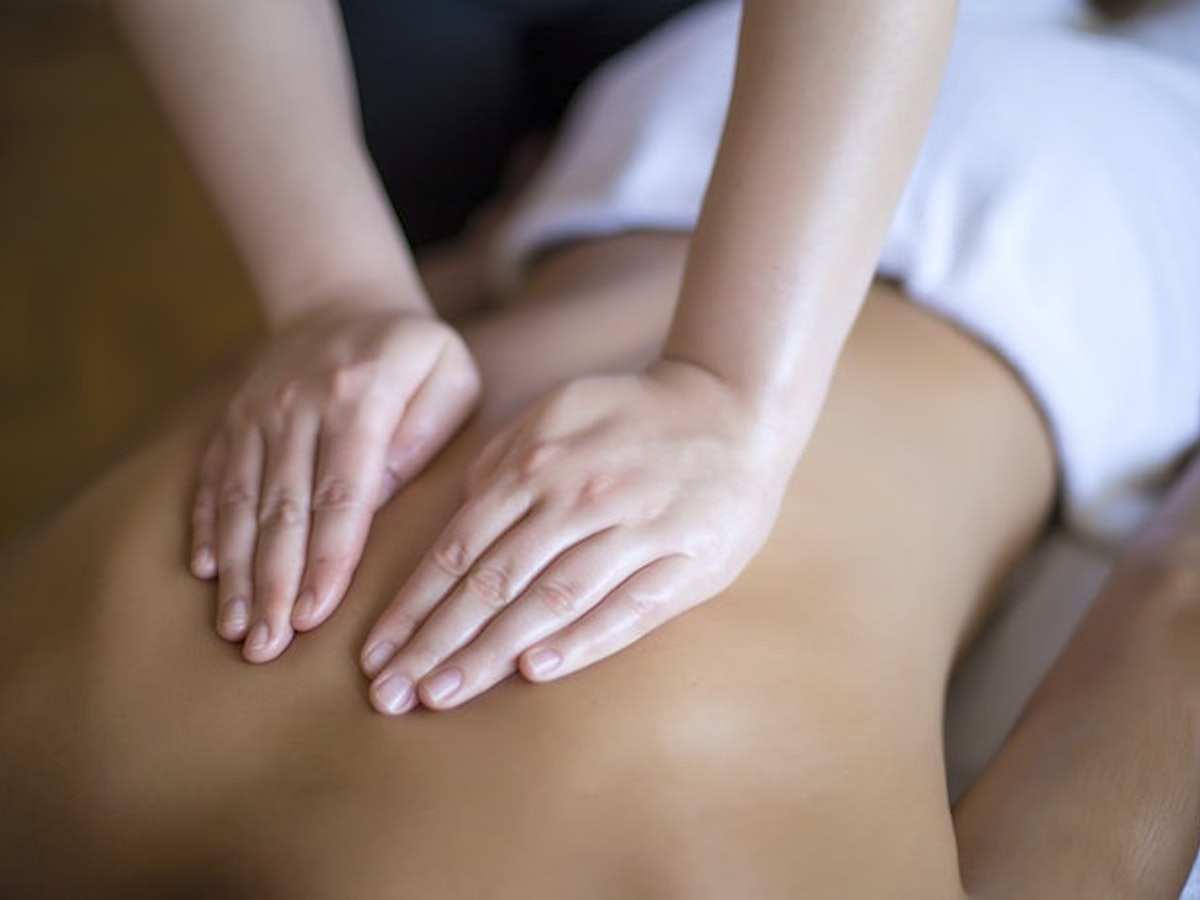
[2,232,1200,898]
[6,0,1198,894]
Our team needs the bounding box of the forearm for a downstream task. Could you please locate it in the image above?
[954,456,1200,898]
[110,0,427,328]
[664,0,956,453]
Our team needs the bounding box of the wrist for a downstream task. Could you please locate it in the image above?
[248,156,434,331]
[260,265,434,333]
[648,356,807,471]
[659,314,847,450]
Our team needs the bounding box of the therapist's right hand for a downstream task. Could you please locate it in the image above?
[190,305,481,663]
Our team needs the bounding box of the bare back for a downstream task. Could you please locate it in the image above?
[0,244,1054,898]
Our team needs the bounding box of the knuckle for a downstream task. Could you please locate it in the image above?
[466,565,514,611]
[534,579,580,619]
[328,362,375,403]
[273,379,302,414]
[193,490,217,520]
[578,472,617,506]
[626,589,661,622]
[258,494,307,530]
[312,478,366,513]
[380,606,421,639]
[395,420,433,454]
[218,482,255,511]
[429,537,471,579]
[694,529,725,560]
[307,549,355,579]
[518,439,561,479]
[386,428,433,477]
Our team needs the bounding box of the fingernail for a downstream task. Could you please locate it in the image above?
[221,597,249,636]
[362,642,396,677]
[525,648,562,679]
[422,668,463,706]
[192,546,216,578]
[293,591,316,626]
[246,622,271,655]
[371,672,414,715]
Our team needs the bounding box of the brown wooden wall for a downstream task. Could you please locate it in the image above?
[0,3,260,543]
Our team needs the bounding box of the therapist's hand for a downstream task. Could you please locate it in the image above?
[191,305,481,663]
[359,359,791,714]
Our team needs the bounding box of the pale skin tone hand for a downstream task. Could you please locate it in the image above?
[193,305,481,662]
[360,359,789,713]
[111,0,493,660]
[360,0,957,710]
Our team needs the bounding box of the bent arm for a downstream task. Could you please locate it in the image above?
[109,0,428,327]
[665,0,957,455]
[955,454,1200,898]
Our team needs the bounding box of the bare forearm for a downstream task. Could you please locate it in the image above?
[664,0,956,453]
[110,0,427,327]
[955,457,1200,898]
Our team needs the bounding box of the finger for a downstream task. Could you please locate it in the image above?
[191,432,226,580]
[214,427,265,644]
[518,554,699,683]
[241,414,319,663]
[413,528,661,710]
[290,413,393,632]
[383,507,619,702]
[378,349,480,505]
[360,486,535,685]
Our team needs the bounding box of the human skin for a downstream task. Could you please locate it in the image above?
[109,0,957,679]
[4,228,1171,898]
[4,233,1200,897]
[955,452,1200,897]
[361,0,959,704]
[109,0,485,663]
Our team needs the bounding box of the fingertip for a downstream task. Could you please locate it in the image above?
[217,596,250,641]
[520,647,563,682]
[370,671,416,716]
[242,622,270,661]
[241,620,293,664]
[191,546,217,580]
[290,589,320,631]
[417,667,464,709]
[292,582,349,633]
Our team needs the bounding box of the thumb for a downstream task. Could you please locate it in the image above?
[377,356,481,505]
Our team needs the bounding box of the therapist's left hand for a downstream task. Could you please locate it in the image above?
[359,359,792,714]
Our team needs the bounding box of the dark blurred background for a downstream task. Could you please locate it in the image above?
[0,0,260,543]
